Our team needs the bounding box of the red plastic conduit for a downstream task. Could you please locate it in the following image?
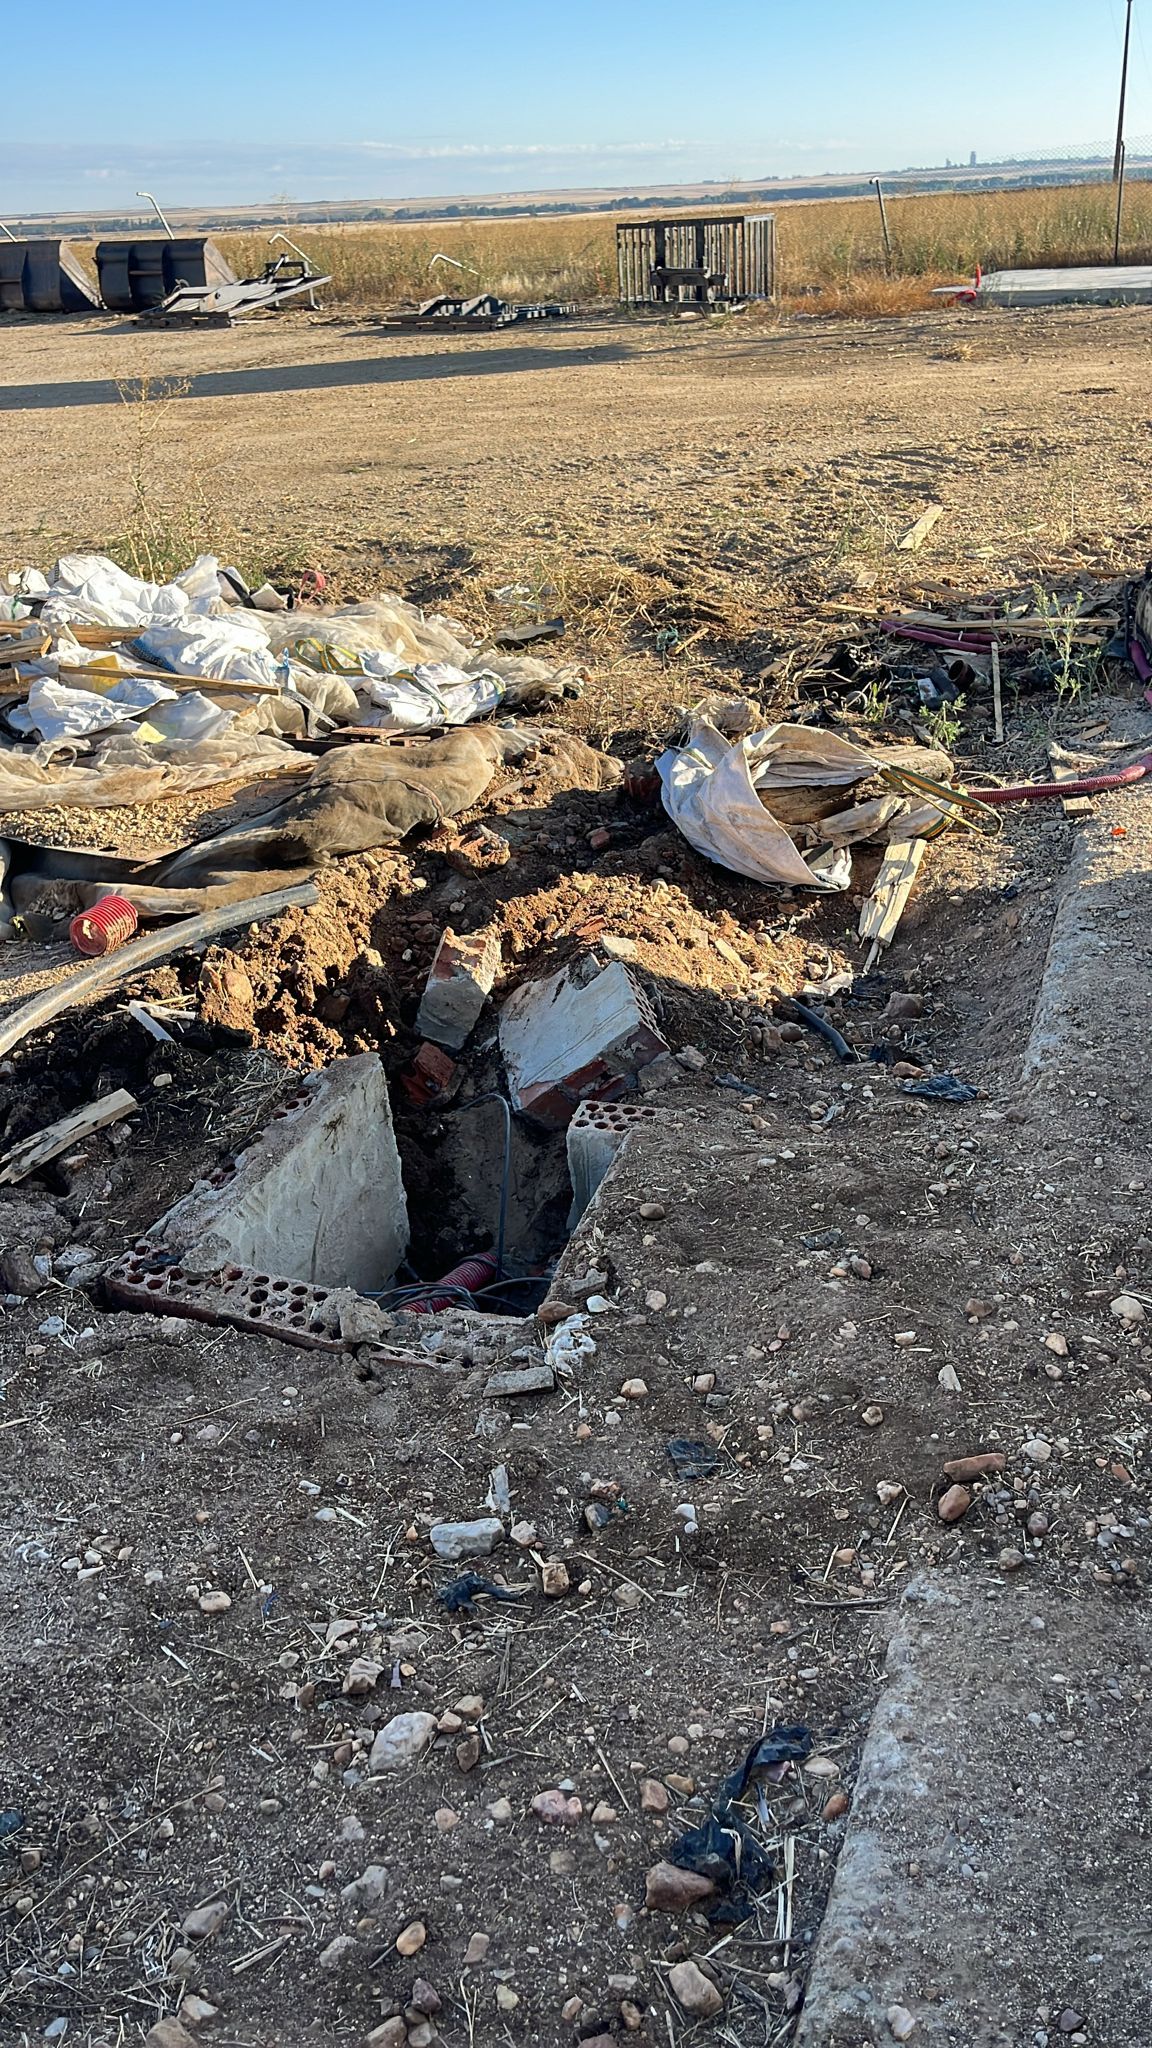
[969,754,1152,805]
[403,1250,499,1315]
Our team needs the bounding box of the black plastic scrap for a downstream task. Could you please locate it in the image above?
[902,1073,977,1102]
[668,1724,812,1922]
[436,1572,529,1615]
[667,1438,721,1481]
[0,1808,23,1843]
[786,997,858,1065]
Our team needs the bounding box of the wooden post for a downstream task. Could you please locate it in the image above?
[1113,141,1127,262]
[991,640,1004,745]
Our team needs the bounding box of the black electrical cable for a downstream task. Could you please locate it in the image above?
[453,1090,512,1280]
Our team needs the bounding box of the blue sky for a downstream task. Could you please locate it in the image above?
[4,0,1150,214]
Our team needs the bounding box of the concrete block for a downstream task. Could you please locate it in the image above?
[154,1054,408,1292]
[499,956,668,1129]
[566,1100,663,1227]
[415,926,501,1050]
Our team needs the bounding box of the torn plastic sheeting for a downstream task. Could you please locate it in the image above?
[135,615,282,690]
[902,1073,977,1102]
[667,1438,721,1480]
[545,1312,597,1376]
[669,1724,812,1922]
[357,663,505,733]
[0,729,307,814]
[8,674,179,741]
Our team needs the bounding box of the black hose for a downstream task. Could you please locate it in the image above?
[787,997,859,1065]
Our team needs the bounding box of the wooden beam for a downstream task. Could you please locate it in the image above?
[0,1088,137,1186]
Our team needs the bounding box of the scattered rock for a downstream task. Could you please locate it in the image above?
[1043,1331,1069,1356]
[804,1755,840,1779]
[178,1995,220,2025]
[0,1246,46,1297]
[341,1866,389,1912]
[541,1558,570,1597]
[1057,2012,1084,2035]
[645,1860,716,1912]
[531,1789,583,1826]
[937,1484,972,1524]
[429,1518,503,1561]
[181,1897,230,1940]
[668,1959,723,2018]
[1111,1294,1146,1326]
[638,1201,666,1220]
[1022,1437,1052,1464]
[881,992,924,1022]
[455,1694,484,1720]
[486,1797,514,1826]
[964,1297,993,1320]
[368,1712,439,1773]
[196,1591,231,1616]
[455,1733,481,1773]
[395,1920,427,1958]
[365,2021,407,2048]
[320,1933,364,1975]
[411,1979,442,2014]
[640,1778,670,1815]
[860,1405,885,1428]
[613,1581,644,1611]
[145,2022,198,2048]
[942,1451,1005,1482]
[620,1377,649,1399]
[496,1983,520,2012]
[343,1656,383,1696]
[591,1801,618,1825]
[822,1790,849,1821]
[999,1548,1026,1572]
[887,2005,917,2041]
[464,1932,490,1965]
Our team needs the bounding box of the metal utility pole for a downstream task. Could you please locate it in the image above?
[1113,0,1134,181]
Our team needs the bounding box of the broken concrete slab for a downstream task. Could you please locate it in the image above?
[795,1576,1152,2048]
[415,926,501,1050]
[154,1053,408,1291]
[483,1361,556,1398]
[499,955,667,1128]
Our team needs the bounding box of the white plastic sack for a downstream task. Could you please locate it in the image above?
[42,553,223,630]
[657,721,872,891]
[135,615,279,689]
[145,694,236,745]
[358,663,504,732]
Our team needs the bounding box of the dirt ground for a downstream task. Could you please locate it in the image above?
[0,304,1150,2048]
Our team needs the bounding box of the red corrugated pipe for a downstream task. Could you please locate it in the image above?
[403,1250,499,1315]
[970,754,1152,804]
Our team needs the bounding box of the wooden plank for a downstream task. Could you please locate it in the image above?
[0,1087,137,1185]
[0,880,320,1059]
[859,837,927,971]
[896,504,946,552]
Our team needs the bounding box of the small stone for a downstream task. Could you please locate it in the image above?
[640,1778,670,1814]
[591,1801,618,1825]
[395,1920,427,1957]
[893,1330,918,1347]
[146,2022,198,2048]
[638,1201,666,1220]
[822,1790,849,1821]
[407,2027,435,2048]
[942,1451,1006,1482]
[804,1755,840,1779]
[341,1865,389,1910]
[1111,1294,1145,1325]
[455,1734,481,1773]
[511,1519,538,1546]
[887,2006,917,2041]
[614,1581,643,1611]
[454,1694,484,1720]
[646,1290,668,1311]
[343,1656,383,1696]
[667,1734,690,1755]
[541,1558,570,1597]
[531,1789,583,1826]
[561,1996,585,2021]
[197,1590,231,1615]
[964,1297,993,1320]
[999,1547,1026,1572]
[549,1847,576,1874]
[861,1405,884,1427]
[1027,1512,1049,1540]
[1043,1331,1069,1357]
[1057,2016,1084,2037]
[181,1899,230,1940]
[664,1771,694,1795]
[621,2001,645,2031]
[411,1978,442,2015]
[429,1518,503,1561]
[368,1712,438,1773]
[434,1807,460,1833]
[178,1995,220,2024]
[464,1932,490,1965]
[876,1480,904,1505]
[620,1378,648,1399]
[668,1959,723,2018]
[881,992,924,1022]
[645,1860,716,1912]
[495,1984,520,2012]
[320,1933,363,1974]
[1022,1437,1052,1464]
[937,1484,972,1524]
[167,1948,196,1981]
[692,1371,715,1393]
[365,2021,407,2048]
